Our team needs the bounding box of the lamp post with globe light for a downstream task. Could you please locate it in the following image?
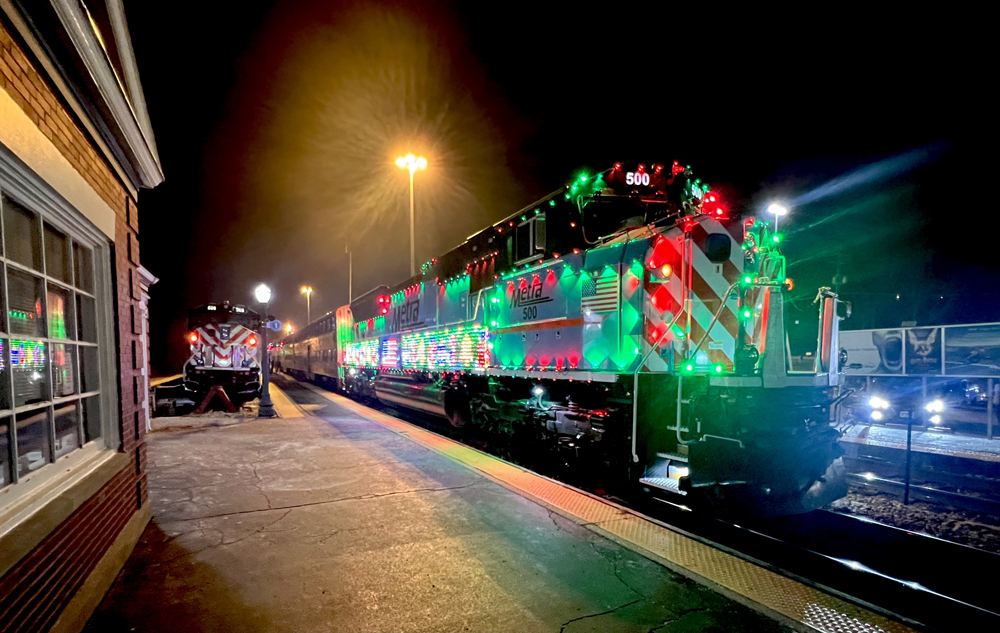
[395,154,427,277]
[254,283,276,418]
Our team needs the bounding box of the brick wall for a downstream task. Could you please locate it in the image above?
[0,17,148,631]
[0,466,137,633]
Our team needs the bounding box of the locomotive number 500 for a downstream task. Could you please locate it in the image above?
[625,171,650,186]
[522,306,538,320]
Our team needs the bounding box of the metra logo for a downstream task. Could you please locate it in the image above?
[510,280,552,308]
[392,299,421,331]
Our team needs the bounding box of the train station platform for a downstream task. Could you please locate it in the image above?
[842,424,1000,463]
[85,379,915,633]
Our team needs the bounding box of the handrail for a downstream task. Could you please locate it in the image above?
[684,280,740,363]
[630,310,685,463]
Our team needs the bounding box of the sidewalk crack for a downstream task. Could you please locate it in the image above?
[162,482,478,523]
[559,599,641,633]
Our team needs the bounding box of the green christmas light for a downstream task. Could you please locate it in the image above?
[549,200,556,207]
[772,234,782,243]
[741,308,753,319]
[684,363,694,372]
[714,364,724,374]
[742,275,753,285]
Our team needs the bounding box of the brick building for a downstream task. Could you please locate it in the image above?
[0,2,162,631]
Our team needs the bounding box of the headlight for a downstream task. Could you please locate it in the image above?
[930,414,942,424]
[925,399,944,413]
[868,396,890,410]
[870,410,884,421]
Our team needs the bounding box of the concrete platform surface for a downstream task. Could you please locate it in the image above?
[86,386,792,632]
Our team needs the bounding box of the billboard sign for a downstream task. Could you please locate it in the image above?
[840,329,904,375]
[944,323,1000,376]
[841,322,1000,377]
[904,327,942,375]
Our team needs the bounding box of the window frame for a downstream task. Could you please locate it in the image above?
[512,214,547,266]
[1,147,119,495]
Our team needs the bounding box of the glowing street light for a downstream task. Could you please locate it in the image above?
[767,203,788,233]
[300,285,313,324]
[396,153,427,277]
[253,283,276,418]
[254,283,272,305]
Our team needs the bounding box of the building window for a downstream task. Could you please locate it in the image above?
[1,194,104,489]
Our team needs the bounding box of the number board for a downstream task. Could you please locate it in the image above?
[606,164,668,195]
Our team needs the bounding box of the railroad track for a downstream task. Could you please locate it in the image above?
[271,376,1000,631]
[843,455,1000,516]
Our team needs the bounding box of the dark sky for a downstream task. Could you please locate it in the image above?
[126,1,990,372]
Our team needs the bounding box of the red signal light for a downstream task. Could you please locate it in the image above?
[247,335,257,346]
[187,332,198,344]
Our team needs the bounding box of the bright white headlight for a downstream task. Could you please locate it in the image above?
[930,414,942,424]
[925,399,944,413]
[869,396,890,410]
[870,410,884,421]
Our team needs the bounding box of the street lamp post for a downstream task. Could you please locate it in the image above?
[767,203,788,234]
[395,154,427,277]
[254,283,276,418]
[300,285,313,324]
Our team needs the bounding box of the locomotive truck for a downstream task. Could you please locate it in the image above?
[183,302,263,404]
[280,161,849,515]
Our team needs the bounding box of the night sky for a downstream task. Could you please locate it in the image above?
[125,1,988,373]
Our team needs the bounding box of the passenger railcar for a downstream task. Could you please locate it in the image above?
[279,162,849,516]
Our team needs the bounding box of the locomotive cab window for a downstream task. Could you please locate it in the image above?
[513,214,546,263]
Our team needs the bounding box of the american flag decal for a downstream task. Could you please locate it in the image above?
[581,271,619,313]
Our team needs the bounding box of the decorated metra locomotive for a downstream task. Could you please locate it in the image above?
[280,161,849,516]
[184,302,263,403]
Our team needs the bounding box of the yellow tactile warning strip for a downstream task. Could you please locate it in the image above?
[306,383,918,633]
[268,383,304,418]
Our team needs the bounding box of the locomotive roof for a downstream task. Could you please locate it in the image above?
[188,303,260,329]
